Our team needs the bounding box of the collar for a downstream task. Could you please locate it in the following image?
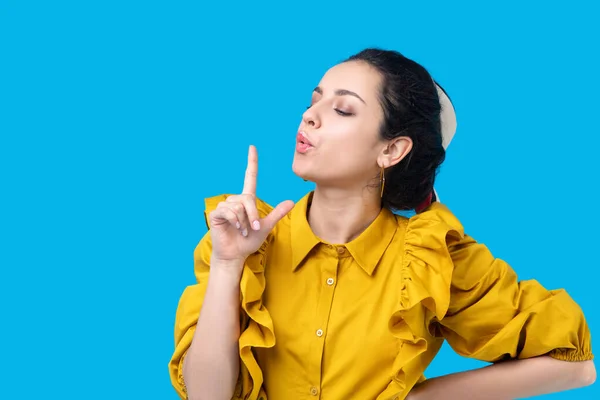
[290,191,399,276]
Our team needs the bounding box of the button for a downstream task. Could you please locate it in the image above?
[337,247,345,254]
[326,278,334,286]
[316,329,324,337]
[310,387,319,396]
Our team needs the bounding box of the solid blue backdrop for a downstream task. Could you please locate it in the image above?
[1,1,598,398]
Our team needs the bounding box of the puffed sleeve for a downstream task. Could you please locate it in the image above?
[426,204,594,363]
[168,194,275,400]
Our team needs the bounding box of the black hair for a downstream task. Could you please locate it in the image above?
[345,48,446,211]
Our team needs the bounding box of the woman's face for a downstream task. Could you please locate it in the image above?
[292,61,387,189]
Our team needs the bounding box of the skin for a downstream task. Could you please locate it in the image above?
[182,146,294,400]
[292,60,412,244]
[406,356,596,399]
[182,60,596,399]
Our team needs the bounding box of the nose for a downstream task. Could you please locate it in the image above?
[302,106,321,129]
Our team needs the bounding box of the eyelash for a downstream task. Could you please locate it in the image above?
[305,105,354,117]
[335,109,353,116]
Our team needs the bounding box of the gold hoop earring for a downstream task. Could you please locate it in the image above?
[380,166,385,198]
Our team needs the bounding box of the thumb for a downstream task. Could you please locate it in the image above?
[261,200,295,231]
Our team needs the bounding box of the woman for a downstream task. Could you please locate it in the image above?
[169,49,595,400]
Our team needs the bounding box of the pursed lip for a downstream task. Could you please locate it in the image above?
[296,131,314,147]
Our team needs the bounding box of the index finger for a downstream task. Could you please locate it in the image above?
[242,145,258,195]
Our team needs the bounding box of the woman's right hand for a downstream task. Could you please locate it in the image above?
[207,145,295,268]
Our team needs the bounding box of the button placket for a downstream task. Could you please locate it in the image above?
[306,246,339,397]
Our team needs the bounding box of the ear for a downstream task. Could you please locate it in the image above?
[377,136,413,168]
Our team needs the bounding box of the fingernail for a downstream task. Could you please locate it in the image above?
[242,229,248,237]
[252,220,260,230]
[236,222,241,229]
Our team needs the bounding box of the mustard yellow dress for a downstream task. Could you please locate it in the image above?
[169,192,593,400]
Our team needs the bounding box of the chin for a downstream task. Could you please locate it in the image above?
[292,157,312,181]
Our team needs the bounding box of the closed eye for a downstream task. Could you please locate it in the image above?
[335,109,353,116]
[305,104,354,117]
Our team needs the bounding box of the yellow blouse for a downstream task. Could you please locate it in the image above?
[169,192,593,400]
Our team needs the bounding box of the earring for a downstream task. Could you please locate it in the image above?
[380,166,385,198]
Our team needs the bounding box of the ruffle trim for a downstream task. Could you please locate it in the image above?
[388,202,465,391]
[204,194,275,400]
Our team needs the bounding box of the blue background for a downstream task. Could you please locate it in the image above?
[1,1,598,398]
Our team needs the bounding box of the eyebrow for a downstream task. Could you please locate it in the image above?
[313,86,366,104]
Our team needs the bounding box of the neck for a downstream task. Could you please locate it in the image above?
[307,186,382,244]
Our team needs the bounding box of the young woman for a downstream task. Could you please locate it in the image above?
[169,49,595,400]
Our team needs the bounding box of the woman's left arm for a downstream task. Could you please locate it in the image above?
[408,356,595,400]
[423,231,595,398]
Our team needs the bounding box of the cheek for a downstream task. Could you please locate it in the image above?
[324,130,379,173]
[329,123,379,156]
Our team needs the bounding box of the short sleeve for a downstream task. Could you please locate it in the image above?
[168,194,275,400]
[431,206,594,363]
[168,235,211,398]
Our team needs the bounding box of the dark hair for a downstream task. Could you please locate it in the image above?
[345,48,446,212]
